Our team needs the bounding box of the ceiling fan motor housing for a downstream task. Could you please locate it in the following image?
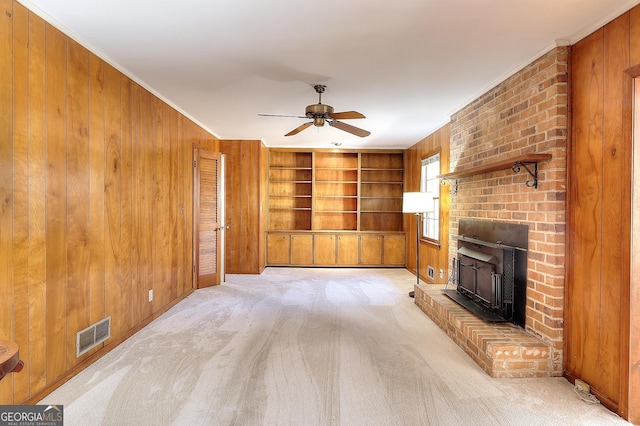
[306,103,334,127]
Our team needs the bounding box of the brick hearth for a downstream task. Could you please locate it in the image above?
[414,283,554,378]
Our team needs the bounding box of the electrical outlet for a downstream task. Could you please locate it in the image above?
[575,378,590,394]
[439,269,444,279]
[148,289,153,302]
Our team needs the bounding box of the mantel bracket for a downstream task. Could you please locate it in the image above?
[440,177,458,195]
[511,162,539,188]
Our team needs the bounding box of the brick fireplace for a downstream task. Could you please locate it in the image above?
[414,46,568,376]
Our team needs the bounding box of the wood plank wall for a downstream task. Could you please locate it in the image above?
[567,6,639,422]
[404,125,450,284]
[219,140,266,274]
[0,1,219,404]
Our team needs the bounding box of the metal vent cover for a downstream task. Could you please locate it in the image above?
[427,266,435,280]
[76,317,111,357]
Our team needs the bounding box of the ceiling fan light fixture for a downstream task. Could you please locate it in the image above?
[262,85,369,137]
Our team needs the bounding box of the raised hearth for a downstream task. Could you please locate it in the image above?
[414,283,554,378]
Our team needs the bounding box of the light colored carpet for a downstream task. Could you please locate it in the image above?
[40,268,629,425]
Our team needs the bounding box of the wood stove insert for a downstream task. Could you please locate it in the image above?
[442,219,528,327]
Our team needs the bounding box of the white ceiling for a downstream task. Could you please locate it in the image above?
[19,0,640,149]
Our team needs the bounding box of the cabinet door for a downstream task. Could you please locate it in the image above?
[267,233,291,264]
[314,234,336,265]
[291,234,313,265]
[383,234,406,265]
[360,234,383,265]
[337,234,359,265]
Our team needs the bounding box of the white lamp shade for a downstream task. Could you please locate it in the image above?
[402,192,434,213]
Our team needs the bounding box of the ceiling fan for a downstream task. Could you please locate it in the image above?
[259,84,371,137]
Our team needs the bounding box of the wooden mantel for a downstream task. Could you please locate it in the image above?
[438,153,552,193]
[438,153,552,179]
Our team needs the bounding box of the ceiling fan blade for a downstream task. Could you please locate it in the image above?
[327,111,366,120]
[328,120,371,137]
[285,122,313,136]
[259,113,307,119]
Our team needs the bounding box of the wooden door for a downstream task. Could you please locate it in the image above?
[383,234,406,265]
[628,75,640,423]
[219,140,265,274]
[314,234,336,265]
[267,233,291,264]
[360,234,383,265]
[291,234,313,265]
[193,148,222,288]
[337,234,359,265]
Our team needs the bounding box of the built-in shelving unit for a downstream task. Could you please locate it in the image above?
[314,152,359,231]
[438,153,552,194]
[360,152,404,232]
[266,149,406,267]
[267,151,313,230]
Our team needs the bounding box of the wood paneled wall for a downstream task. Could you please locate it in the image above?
[0,0,218,404]
[567,7,639,421]
[219,140,266,274]
[404,125,450,284]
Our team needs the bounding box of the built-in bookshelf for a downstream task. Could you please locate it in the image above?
[267,151,312,230]
[314,152,359,231]
[267,149,404,232]
[360,152,404,231]
[266,149,405,267]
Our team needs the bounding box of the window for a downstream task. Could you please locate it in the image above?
[420,153,440,242]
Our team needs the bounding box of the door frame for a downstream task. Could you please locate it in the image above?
[626,66,640,423]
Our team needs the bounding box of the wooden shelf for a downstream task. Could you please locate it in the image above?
[438,153,552,193]
[438,154,551,179]
[268,149,404,233]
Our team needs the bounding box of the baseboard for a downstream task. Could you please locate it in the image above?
[563,371,619,415]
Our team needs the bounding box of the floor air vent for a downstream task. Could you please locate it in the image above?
[76,317,111,357]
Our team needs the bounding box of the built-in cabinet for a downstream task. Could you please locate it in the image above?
[266,149,405,267]
[267,232,406,267]
[337,234,359,265]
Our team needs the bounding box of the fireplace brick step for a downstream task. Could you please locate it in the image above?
[414,283,555,378]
